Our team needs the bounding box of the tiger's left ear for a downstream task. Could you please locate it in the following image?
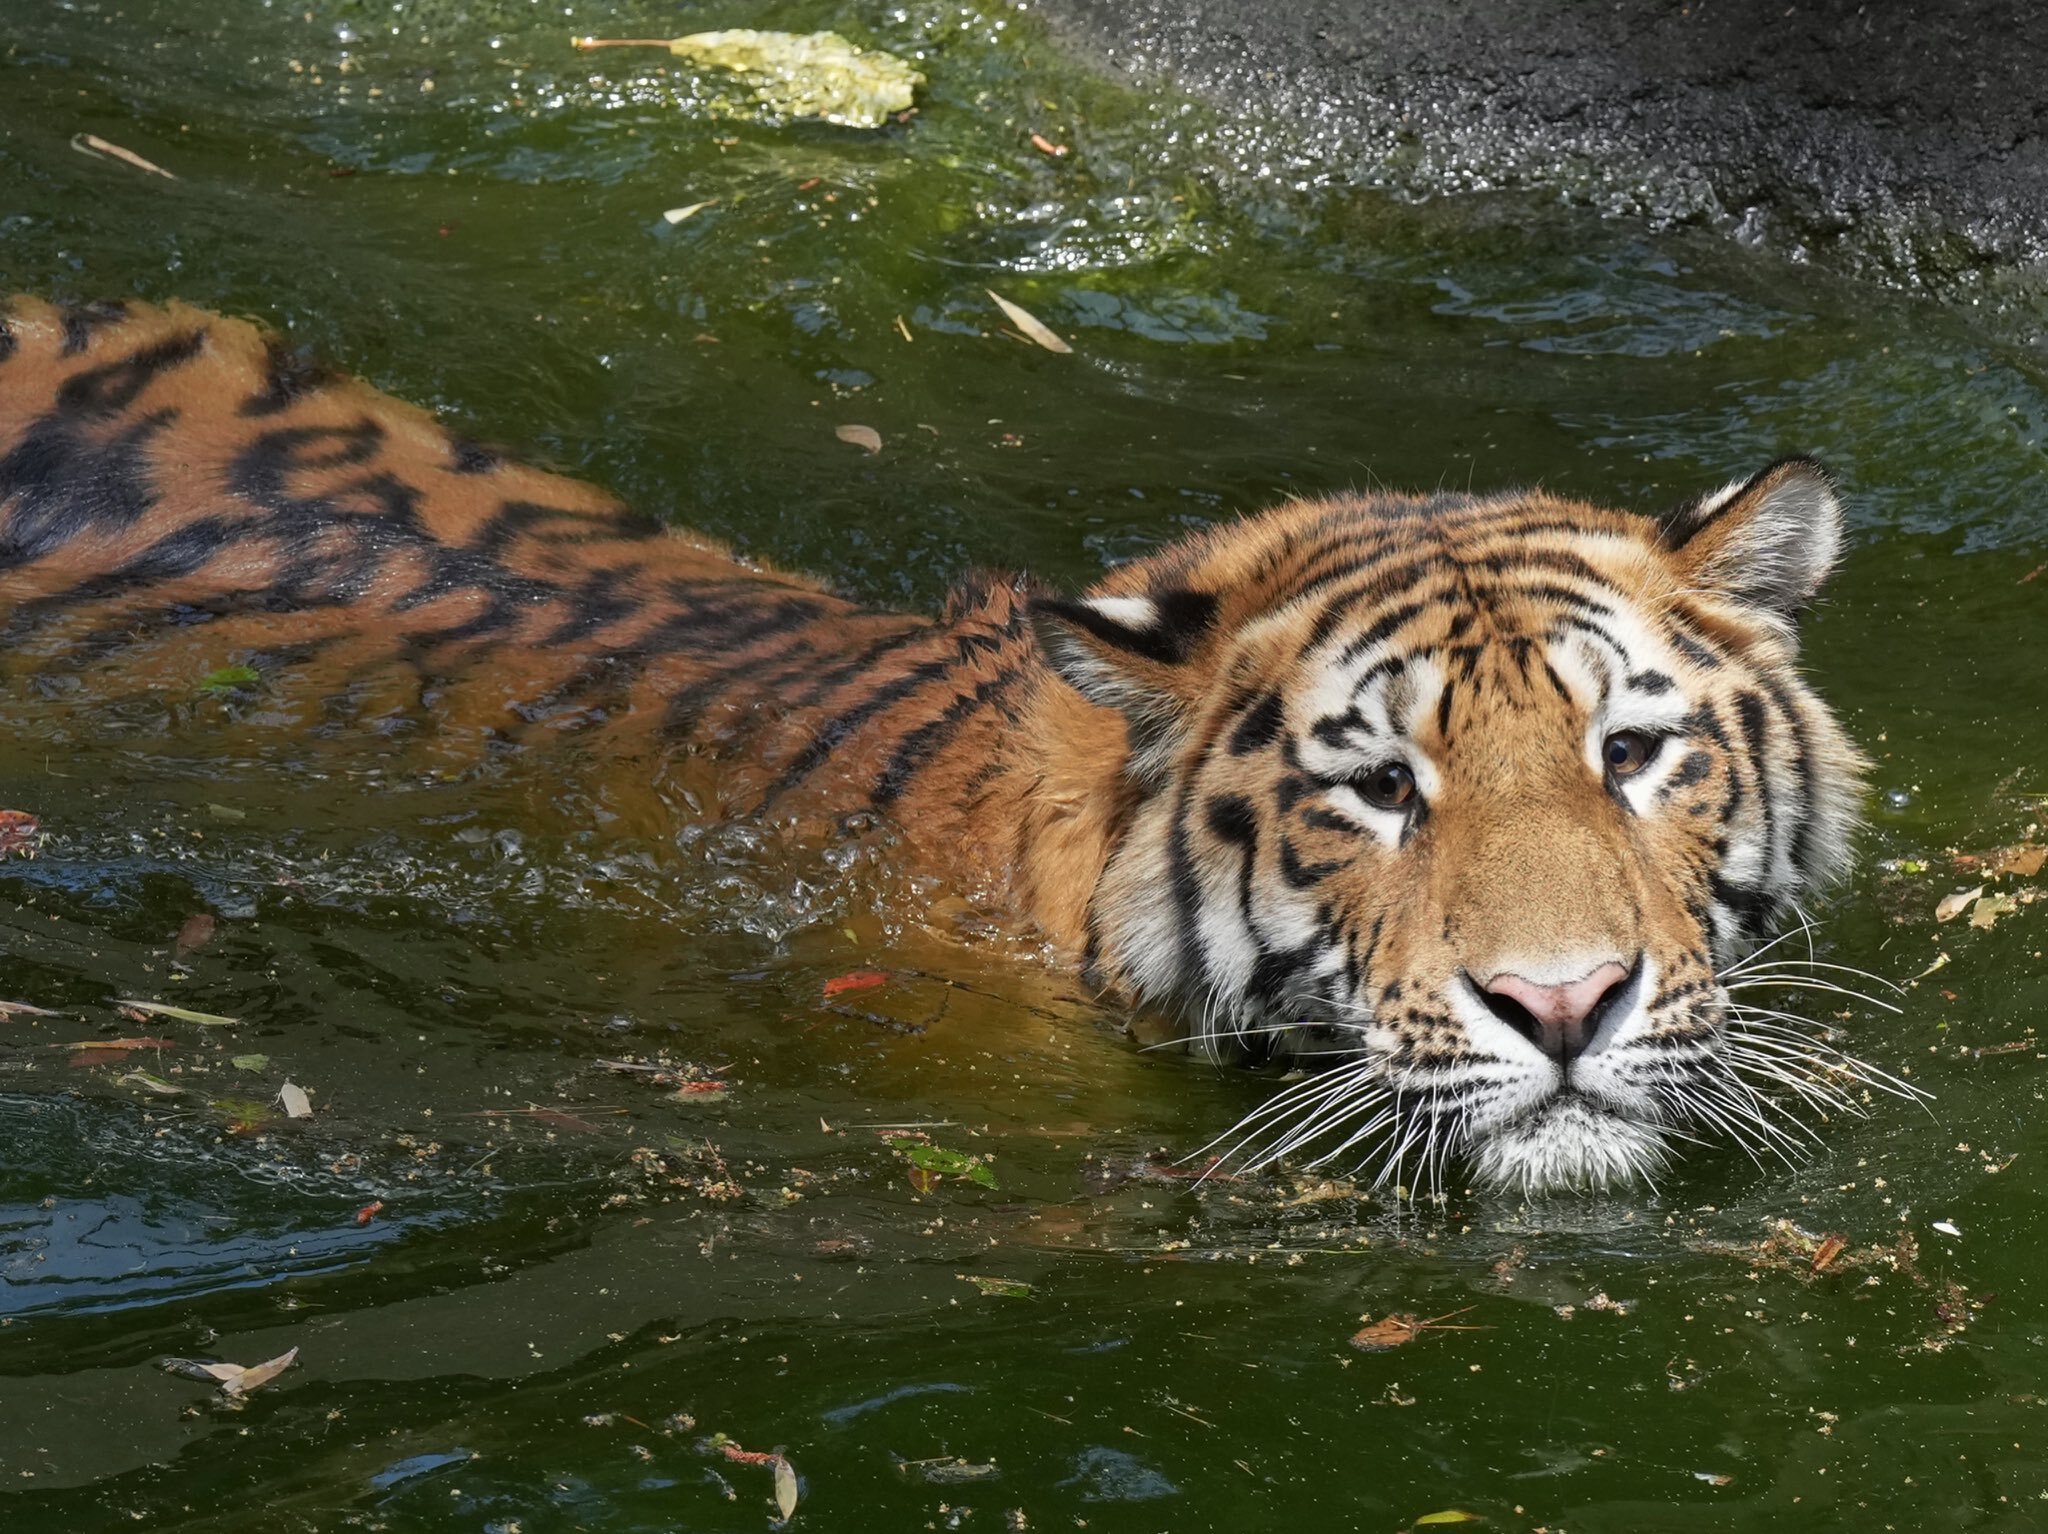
[1658,458,1845,619]
[1030,587,1220,780]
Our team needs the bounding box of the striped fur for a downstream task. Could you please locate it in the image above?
[0,298,1882,1192]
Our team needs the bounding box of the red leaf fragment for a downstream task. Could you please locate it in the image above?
[355,1200,385,1225]
[0,810,41,858]
[823,969,889,999]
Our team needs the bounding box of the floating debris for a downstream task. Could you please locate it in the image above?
[71,132,176,179]
[987,291,1072,354]
[835,424,883,454]
[575,31,922,129]
[116,999,241,1027]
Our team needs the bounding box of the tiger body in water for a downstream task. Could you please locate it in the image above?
[0,295,1885,1192]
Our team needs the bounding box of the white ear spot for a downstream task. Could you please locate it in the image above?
[1082,595,1160,630]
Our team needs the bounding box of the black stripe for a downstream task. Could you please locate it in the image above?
[872,666,1026,807]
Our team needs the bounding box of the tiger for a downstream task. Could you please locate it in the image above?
[0,294,1894,1194]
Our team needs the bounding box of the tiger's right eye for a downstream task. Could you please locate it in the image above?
[1356,762,1417,811]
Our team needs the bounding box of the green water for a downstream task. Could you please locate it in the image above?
[3,2,2048,1529]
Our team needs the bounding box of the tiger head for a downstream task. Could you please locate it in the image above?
[1032,461,1877,1194]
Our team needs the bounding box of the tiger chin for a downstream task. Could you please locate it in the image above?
[1025,460,1899,1197]
[0,298,1909,1198]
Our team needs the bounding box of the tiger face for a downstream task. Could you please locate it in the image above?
[1032,461,1875,1194]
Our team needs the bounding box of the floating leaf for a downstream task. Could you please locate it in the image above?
[206,802,247,822]
[0,810,41,858]
[1414,1514,1484,1528]
[1935,885,1984,923]
[159,1346,298,1398]
[0,1000,61,1018]
[279,1081,313,1119]
[67,1036,175,1053]
[115,999,241,1026]
[174,913,217,961]
[199,664,261,694]
[211,1096,275,1132]
[1809,1233,1849,1273]
[903,1143,998,1189]
[355,1200,385,1225]
[835,423,882,454]
[663,200,715,224]
[231,1053,270,1071]
[1969,892,2019,929]
[117,1070,185,1097]
[71,132,176,179]
[228,1347,300,1396]
[987,290,1071,354]
[823,969,889,999]
[907,1166,941,1195]
[1350,1306,1488,1352]
[1992,842,2047,878]
[773,1455,799,1520]
[959,1274,1033,1298]
[575,31,922,129]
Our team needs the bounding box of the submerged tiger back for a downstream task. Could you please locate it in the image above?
[0,298,1041,858]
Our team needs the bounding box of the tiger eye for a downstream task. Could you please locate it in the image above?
[1603,730,1658,777]
[1358,762,1417,810]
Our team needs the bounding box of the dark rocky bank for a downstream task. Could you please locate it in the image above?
[1029,0,2048,309]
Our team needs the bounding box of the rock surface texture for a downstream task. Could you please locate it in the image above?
[1030,0,2048,296]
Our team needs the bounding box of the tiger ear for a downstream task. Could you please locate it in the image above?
[1658,458,1845,619]
[1030,588,1220,779]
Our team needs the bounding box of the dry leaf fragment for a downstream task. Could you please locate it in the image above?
[1413,1514,1484,1527]
[1029,132,1069,157]
[1810,1233,1850,1273]
[0,810,41,858]
[174,913,217,961]
[1970,893,2019,929]
[70,132,176,179]
[0,1000,61,1018]
[1349,1305,1488,1352]
[225,1347,299,1396]
[1992,843,2047,878]
[279,1081,313,1119]
[160,1346,299,1397]
[835,423,882,454]
[1936,886,1984,923]
[986,291,1071,354]
[115,998,241,1027]
[773,1455,800,1520]
[118,1070,185,1097]
[893,313,914,342]
[663,200,715,224]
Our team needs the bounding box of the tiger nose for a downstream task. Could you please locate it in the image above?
[1481,960,1634,1061]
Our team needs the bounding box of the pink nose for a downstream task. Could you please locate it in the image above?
[1482,961,1633,1061]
